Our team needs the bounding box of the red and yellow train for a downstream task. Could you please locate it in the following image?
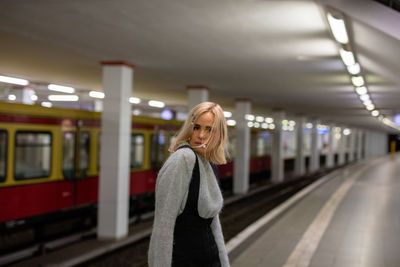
[0,102,271,250]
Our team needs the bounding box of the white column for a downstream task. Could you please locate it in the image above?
[348,129,356,162]
[14,88,35,104]
[357,130,363,160]
[272,111,285,183]
[295,116,306,176]
[309,119,320,173]
[326,124,335,168]
[94,99,103,112]
[98,61,134,240]
[233,99,251,194]
[338,127,346,165]
[187,85,209,110]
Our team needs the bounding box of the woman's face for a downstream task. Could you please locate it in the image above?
[189,112,215,156]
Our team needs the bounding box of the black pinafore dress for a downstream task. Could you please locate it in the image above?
[172,146,221,267]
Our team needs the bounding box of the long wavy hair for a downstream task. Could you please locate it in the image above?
[169,102,229,164]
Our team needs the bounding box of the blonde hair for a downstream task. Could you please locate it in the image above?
[169,102,229,164]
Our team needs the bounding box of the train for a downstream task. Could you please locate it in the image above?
[0,102,272,253]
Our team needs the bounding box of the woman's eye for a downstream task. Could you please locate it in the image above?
[193,125,200,130]
[206,127,212,132]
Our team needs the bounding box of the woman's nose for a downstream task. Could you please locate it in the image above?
[199,129,206,138]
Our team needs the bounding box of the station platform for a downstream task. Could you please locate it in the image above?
[230,154,400,267]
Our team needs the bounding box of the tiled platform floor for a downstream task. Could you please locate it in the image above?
[232,155,400,267]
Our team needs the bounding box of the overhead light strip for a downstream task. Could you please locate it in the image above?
[326,10,400,132]
[48,84,75,94]
[0,75,29,86]
[48,95,79,101]
[327,13,349,44]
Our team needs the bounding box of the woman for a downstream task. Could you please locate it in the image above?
[148,102,230,267]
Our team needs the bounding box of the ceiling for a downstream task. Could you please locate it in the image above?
[0,0,399,132]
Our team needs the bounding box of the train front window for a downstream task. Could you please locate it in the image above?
[150,133,166,170]
[62,132,75,179]
[0,131,7,181]
[131,134,144,168]
[15,132,52,180]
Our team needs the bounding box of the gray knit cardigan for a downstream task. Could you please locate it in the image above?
[148,143,230,267]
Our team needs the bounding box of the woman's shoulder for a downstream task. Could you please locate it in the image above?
[157,146,196,181]
[170,145,196,165]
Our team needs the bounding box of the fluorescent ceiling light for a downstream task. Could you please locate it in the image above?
[256,116,264,122]
[41,101,52,108]
[129,97,141,104]
[223,111,232,118]
[48,95,79,101]
[261,123,268,129]
[8,94,16,101]
[347,63,361,75]
[355,86,367,95]
[148,100,165,108]
[269,124,275,130]
[327,13,349,44]
[366,104,375,111]
[371,110,379,117]
[0,75,29,86]
[339,49,355,66]
[31,95,38,101]
[48,84,75,93]
[89,91,105,99]
[351,76,364,87]
[343,128,351,135]
[306,123,313,129]
[245,114,255,121]
[363,99,372,106]
[132,109,141,116]
[247,121,254,128]
[265,117,274,123]
[227,119,236,126]
[359,94,370,101]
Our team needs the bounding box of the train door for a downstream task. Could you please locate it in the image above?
[62,125,93,206]
[0,130,7,184]
[150,130,168,171]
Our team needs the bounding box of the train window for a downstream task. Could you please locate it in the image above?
[150,133,166,170]
[15,132,52,180]
[62,132,75,179]
[131,134,144,168]
[0,131,7,182]
[78,132,90,177]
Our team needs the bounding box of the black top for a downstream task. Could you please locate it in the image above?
[172,145,221,267]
